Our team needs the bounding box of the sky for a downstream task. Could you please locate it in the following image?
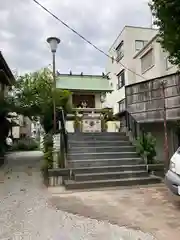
[0,0,153,75]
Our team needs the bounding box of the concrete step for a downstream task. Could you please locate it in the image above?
[68,135,129,141]
[68,152,139,160]
[69,140,132,147]
[74,170,148,181]
[68,132,126,137]
[64,176,162,190]
[68,158,143,168]
[70,146,136,153]
[71,164,147,174]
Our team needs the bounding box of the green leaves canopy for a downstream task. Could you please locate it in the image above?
[12,68,71,117]
[7,68,71,133]
[150,0,180,67]
[11,69,70,117]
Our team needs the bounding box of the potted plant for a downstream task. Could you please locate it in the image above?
[135,132,164,176]
[135,132,156,163]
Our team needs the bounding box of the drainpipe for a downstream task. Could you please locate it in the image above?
[161,80,169,172]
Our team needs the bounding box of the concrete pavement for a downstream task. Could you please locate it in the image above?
[0,151,155,239]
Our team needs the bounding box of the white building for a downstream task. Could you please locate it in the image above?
[105,26,158,114]
[133,34,178,82]
[105,25,179,161]
[10,114,32,139]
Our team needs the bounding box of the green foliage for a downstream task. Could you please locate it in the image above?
[74,112,81,131]
[135,132,156,164]
[43,132,53,151]
[43,133,53,169]
[100,108,117,131]
[101,108,118,121]
[101,118,107,132]
[11,138,39,151]
[150,0,180,67]
[10,68,71,132]
[43,147,53,169]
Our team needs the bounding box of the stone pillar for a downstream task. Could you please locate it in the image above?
[66,121,74,133]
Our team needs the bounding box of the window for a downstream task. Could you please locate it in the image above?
[23,118,27,127]
[166,57,173,70]
[117,70,125,89]
[135,40,148,51]
[141,49,154,73]
[116,41,124,61]
[20,133,26,138]
[118,99,125,112]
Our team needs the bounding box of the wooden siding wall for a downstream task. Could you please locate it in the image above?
[125,74,180,122]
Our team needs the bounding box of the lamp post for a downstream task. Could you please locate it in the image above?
[47,37,60,133]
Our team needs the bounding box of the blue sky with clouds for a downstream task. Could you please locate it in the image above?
[0,0,152,75]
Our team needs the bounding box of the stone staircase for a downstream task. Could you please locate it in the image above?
[64,132,161,190]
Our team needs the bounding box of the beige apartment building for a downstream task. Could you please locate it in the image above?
[105,25,179,161]
[105,26,158,114]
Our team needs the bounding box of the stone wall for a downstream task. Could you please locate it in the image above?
[126,73,180,122]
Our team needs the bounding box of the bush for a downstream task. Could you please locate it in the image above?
[43,146,53,169]
[40,133,54,186]
[43,132,53,152]
[11,138,39,151]
[42,133,53,170]
[135,132,156,164]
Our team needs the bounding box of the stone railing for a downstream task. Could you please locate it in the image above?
[65,108,120,133]
[125,73,180,122]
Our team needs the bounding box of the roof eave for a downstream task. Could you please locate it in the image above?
[0,70,13,85]
[133,34,159,59]
[0,52,15,85]
[58,88,112,93]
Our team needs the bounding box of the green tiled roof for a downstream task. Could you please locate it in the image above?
[56,74,112,92]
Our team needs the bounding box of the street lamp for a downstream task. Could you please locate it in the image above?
[47,37,60,133]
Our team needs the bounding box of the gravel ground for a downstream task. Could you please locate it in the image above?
[0,151,155,240]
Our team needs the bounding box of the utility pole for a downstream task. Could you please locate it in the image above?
[160,80,169,171]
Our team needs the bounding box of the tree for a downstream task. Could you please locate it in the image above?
[8,68,71,133]
[150,0,180,67]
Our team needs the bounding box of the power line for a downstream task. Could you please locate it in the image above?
[32,0,147,80]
